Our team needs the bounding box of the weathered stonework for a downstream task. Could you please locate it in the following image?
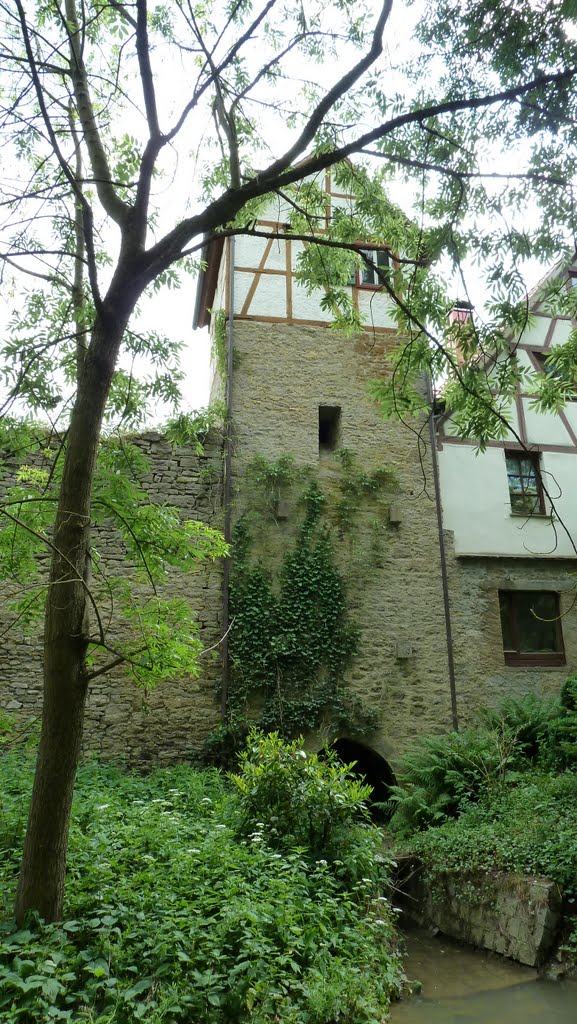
[0,431,226,766]
[2,315,577,769]
[399,859,562,966]
[445,545,577,722]
[228,320,455,765]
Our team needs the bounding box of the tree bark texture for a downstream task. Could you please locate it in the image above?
[14,304,130,923]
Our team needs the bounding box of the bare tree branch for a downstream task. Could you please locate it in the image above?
[63,0,129,227]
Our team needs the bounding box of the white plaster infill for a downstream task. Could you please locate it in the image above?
[438,442,577,559]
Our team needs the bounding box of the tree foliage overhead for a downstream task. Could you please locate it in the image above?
[1,0,576,438]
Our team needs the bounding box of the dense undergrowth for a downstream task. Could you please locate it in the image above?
[0,733,404,1024]
[388,682,577,963]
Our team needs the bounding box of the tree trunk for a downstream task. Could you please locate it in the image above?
[14,305,129,924]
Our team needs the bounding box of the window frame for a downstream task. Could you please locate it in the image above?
[505,449,546,516]
[499,590,565,667]
[352,247,392,290]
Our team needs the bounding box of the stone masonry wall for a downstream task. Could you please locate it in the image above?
[399,858,562,966]
[3,322,576,769]
[446,545,577,723]
[0,432,225,766]
[229,320,455,767]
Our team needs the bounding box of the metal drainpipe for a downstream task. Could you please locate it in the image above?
[427,378,459,730]
[220,237,235,718]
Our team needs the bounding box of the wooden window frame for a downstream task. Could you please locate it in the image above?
[505,450,546,515]
[352,247,392,290]
[499,590,565,667]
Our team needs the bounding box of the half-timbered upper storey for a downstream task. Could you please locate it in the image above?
[438,261,577,559]
[193,169,399,340]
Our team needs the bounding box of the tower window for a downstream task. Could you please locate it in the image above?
[319,406,341,451]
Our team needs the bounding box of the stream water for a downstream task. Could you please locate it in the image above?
[389,929,577,1023]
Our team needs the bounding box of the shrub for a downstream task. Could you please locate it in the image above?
[229,730,383,887]
[388,684,577,838]
[479,690,561,762]
[550,677,577,767]
[0,746,404,1023]
[409,770,577,900]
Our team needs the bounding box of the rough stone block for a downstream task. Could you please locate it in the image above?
[399,860,562,967]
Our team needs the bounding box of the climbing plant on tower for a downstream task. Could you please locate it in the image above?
[205,452,398,765]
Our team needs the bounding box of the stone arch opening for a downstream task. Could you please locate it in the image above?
[329,738,397,821]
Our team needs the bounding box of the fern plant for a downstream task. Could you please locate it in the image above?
[480,691,561,762]
[550,677,577,766]
[387,726,520,838]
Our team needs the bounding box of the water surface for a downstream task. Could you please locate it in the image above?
[390,929,577,1023]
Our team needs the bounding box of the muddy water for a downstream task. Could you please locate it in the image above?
[390,929,577,1023]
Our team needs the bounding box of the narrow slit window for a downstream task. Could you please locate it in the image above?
[319,406,341,451]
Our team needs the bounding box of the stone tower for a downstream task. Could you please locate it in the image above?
[194,172,455,775]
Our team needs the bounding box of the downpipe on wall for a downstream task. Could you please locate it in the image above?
[220,237,235,718]
[427,377,459,731]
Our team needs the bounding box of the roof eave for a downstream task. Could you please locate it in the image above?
[192,236,225,330]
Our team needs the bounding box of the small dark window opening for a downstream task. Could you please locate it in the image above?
[499,590,565,666]
[319,406,341,451]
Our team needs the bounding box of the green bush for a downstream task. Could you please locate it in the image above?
[0,743,403,1024]
[409,769,577,899]
[480,683,577,770]
[551,677,577,766]
[388,684,577,838]
[386,726,518,837]
[229,730,384,887]
[479,690,561,762]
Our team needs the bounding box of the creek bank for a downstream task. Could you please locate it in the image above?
[396,856,562,967]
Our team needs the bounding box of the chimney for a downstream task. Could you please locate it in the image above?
[448,300,473,366]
